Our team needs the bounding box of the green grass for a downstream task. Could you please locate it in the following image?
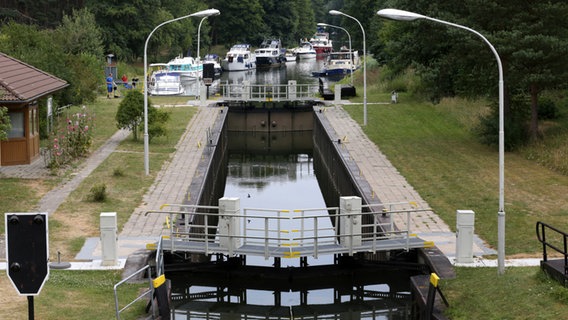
[443,267,568,319]
[343,95,568,256]
[51,104,196,257]
[38,271,147,320]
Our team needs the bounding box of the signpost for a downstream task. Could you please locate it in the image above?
[5,213,49,319]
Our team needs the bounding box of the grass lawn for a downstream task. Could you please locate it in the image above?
[343,94,568,256]
[343,93,568,318]
[1,95,196,319]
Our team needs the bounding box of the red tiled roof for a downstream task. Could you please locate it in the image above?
[0,52,68,103]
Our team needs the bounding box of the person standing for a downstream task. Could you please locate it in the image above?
[106,73,114,98]
[121,74,128,86]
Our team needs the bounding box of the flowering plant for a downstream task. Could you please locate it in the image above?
[46,106,95,168]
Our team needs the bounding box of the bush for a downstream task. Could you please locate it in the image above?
[538,97,559,120]
[112,167,125,177]
[45,105,95,168]
[87,183,107,202]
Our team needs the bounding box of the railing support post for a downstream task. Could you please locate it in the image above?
[339,196,362,253]
[219,197,241,255]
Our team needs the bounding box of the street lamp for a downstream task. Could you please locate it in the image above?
[377,8,506,275]
[317,22,354,86]
[143,8,220,176]
[329,10,367,126]
[197,10,220,60]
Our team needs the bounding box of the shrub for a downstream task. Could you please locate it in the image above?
[45,105,95,168]
[112,167,125,177]
[538,97,559,120]
[87,183,107,202]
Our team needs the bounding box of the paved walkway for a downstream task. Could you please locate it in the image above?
[2,98,528,270]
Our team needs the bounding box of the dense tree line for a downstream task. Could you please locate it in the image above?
[2,0,568,148]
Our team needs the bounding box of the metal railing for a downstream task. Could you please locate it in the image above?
[146,202,433,259]
[220,82,319,102]
[536,221,568,274]
[114,265,155,319]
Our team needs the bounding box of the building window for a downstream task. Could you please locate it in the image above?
[8,111,24,138]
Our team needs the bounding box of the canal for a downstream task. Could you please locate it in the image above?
[165,61,424,319]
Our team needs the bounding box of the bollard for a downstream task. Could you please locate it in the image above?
[218,197,242,254]
[339,196,362,249]
[334,84,342,103]
[456,210,475,263]
[100,212,118,266]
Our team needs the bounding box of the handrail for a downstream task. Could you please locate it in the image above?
[114,265,155,320]
[146,203,433,259]
[536,221,568,273]
[220,82,319,102]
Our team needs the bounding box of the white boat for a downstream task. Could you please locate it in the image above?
[294,41,317,60]
[255,39,286,68]
[311,48,360,78]
[221,44,256,71]
[284,50,296,63]
[148,64,185,95]
[166,55,203,80]
[309,30,333,56]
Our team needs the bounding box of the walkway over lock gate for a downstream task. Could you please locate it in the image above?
[219,81,320,103]
[147,196,435,261]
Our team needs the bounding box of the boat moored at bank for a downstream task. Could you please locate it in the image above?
[221,44,256,71]
[255,39,286,68]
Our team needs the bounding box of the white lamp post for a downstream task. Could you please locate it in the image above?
[317,22,354,86]
[197,10,220,61]
[143,8,220,176]
[329,10,367,126]
[377,8,506,275]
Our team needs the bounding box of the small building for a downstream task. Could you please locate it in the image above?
[0,53,68,166]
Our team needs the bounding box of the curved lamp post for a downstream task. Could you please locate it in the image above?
[197,10,220,61]
[143,8,220,175]
[317,22,354,86]
[329,10,367,126]
[377,8,505,275]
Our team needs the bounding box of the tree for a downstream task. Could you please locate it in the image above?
[116,90,146,141]
[377,0,568,145]
[209,0,266,47]
[115,90,170,141]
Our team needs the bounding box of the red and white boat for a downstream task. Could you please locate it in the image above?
[309,31,333,56]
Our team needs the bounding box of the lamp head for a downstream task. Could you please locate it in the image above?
[376,9,424,21]
[191,8,220,18]
[317,23,328,27]
[329,10,343,16]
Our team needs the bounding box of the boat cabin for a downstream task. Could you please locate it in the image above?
[0,53,68,166]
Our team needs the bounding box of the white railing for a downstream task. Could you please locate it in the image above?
[146,201,433,259]
[220,82,319,102]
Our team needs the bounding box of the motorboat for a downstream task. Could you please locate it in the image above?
[221,44,256,71]
[311,48,360,78]
[294,41,317,60]
[203,53,222,77]
[284,50,296,63]
[255,39,286,68]
[148,64,185,95]
[166,55,203,80]
[309,29,333,56]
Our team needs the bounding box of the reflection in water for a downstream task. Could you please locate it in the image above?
[168,131,415,319]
